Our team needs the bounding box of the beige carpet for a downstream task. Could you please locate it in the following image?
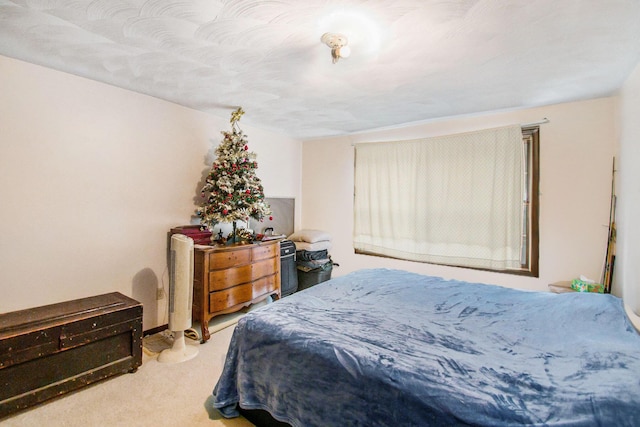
[2,319,254,427]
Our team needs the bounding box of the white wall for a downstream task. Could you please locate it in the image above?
[615,62,640,314]
[0,56,302,330]
[302,98,616,291]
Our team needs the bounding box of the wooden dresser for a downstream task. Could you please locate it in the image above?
[193,240,281,342]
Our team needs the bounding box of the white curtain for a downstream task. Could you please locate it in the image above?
[354,125,524,270]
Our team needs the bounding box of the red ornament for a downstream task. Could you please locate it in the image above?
[269,216,273,221]
[246,190,250,194]
[223,209,228,215]
[244,145,248,150]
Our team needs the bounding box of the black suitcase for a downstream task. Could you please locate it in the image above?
[280,240,298,296]
[296,250,336,291]
[297,259,334,291]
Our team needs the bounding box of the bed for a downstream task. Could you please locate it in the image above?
[212,268,640,426]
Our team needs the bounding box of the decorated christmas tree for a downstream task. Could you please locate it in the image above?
[197,108,271,243]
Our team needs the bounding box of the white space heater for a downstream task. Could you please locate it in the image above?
[158,234,199,363]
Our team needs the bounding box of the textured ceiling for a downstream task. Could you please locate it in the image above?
[1,0,639,140]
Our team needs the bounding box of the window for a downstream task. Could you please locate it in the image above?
[520,127,539,276]
[353,125,539,276]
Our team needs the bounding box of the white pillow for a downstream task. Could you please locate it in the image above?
[293,241,332,252]
[288,229,331,243]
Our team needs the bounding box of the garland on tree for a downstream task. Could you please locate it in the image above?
[197,108,271,242]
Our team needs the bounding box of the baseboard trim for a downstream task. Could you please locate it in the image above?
[143,324,168,337]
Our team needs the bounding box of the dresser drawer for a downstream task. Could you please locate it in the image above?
[208,248,251,270]
[252,275,278,298]
[209,283,254,312]
[252,243,278,261]
[209,264,252,291]
[252,257,279,280]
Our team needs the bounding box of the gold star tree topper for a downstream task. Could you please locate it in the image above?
[230,107,245,130]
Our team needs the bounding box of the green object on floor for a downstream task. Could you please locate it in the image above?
[570,279,604,293]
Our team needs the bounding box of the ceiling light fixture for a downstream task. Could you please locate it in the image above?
[321,32,351,64]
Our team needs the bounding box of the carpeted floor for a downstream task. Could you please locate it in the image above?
[2,318,254,427]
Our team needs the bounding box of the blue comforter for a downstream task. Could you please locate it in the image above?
[212,269,640,426]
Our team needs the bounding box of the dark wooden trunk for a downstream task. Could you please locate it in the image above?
[0,292,143,419]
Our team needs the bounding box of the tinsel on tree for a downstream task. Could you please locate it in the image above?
[197,108,271,240]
